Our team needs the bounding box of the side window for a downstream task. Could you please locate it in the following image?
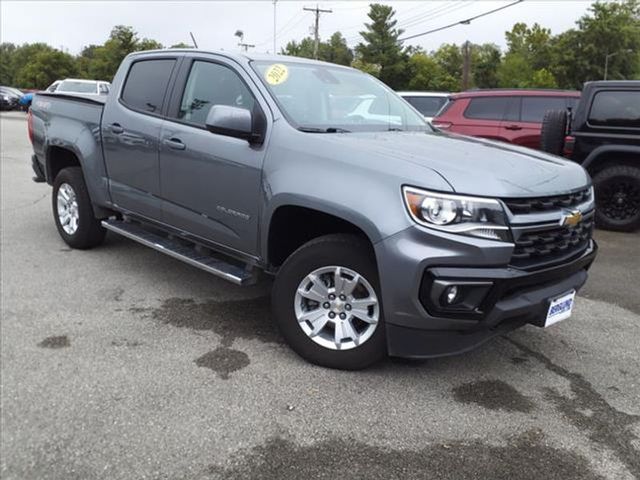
[464,97,509,121]
[178,61,255,125]
[588,90,640,128]
[521,97,568,123]
[121,59,176,113]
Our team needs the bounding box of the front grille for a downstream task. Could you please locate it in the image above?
[510,217,594,269]
[504,188,591,214]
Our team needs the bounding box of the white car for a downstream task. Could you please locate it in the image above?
[47,79,111,95]
[397,91,450,122]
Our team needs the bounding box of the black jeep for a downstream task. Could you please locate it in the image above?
[540,80,640,232]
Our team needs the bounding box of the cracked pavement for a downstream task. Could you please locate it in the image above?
[1,111,639,479]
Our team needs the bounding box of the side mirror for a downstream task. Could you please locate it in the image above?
[205,105,253,142]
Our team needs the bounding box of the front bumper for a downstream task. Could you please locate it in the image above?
[375,225,597,358]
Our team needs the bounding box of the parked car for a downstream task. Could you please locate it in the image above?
[29,51,597,369]
[45,80,61,92]
[398,91,450,122]
[432,89,580,150]
[0,86,23,110]
[540,80,640,232]
[49,78,111,95]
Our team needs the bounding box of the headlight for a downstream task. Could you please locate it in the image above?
[403,186,511,242]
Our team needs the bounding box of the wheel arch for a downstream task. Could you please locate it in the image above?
[582,145,640,174]
[264,199,382,270]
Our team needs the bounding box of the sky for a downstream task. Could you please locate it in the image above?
[1,0,595,55]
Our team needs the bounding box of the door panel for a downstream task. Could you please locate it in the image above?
[102,58,177,219]
[501,96,569,149]
[159,58,267,256]
[453,97,510,141]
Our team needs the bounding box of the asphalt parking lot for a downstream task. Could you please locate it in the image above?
[1,110,639,480]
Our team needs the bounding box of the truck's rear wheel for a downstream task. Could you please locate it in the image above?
[593,165,640,232]
[272,234,386,370]
[52,167,106,249]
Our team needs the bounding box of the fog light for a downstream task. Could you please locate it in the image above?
[445,285,459,304]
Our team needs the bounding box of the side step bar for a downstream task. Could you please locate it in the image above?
[101,220,257,285]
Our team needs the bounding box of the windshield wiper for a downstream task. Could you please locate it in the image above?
[387,127,404,132]
[298,126,351,133]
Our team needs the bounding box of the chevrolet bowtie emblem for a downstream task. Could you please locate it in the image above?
[561,209,583,227]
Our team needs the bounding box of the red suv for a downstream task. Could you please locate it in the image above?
[432,89,580,150]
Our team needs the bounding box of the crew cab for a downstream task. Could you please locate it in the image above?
[28,50,597,369]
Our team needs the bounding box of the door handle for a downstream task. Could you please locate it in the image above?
[504,124,522,131]
[110,123,124,134]
[164,138,186,150]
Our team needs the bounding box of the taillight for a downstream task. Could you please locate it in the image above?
[563,135,575,157]
[432,121,452,130]
[27,109,34,144]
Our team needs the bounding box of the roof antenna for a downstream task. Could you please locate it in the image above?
[189,32,199,48]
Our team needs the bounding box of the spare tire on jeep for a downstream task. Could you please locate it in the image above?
[540,110,568,155]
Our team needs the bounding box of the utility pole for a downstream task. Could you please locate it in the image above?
[462,41,471,91]
[235,30,255,52]
[273,0,277,54]
[303,4,332,59]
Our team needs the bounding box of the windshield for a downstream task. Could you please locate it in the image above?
[1,87,23,97]
[252,60,430,133]
[57,81,98,94]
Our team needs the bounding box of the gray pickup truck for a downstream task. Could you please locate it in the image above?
[29,50,597,369]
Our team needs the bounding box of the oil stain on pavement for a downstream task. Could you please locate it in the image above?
[140,296,280,347]
[133,296,279,379]
[195,347,250,380]
[37,335,70,348]
[207,431,603,480]
[506,337,640,479]
[452,379,535,413]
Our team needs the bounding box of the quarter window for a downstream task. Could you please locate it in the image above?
[178,61,255,125]
[521,97,569,123]
[464,97,510,121]
[121,59,176,113]
[588,90,640,128]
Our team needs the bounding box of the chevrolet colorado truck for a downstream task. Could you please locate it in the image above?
[29,50,597,369]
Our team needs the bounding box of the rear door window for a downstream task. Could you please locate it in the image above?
[121,59,177,114]
[588,90,640,128]
[463,97,509,120]
[521,96,569,123]
[177,60,255,125]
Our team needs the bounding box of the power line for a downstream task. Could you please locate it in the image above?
[399,0,524,42]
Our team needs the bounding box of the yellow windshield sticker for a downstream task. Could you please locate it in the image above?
[265,64,289,85]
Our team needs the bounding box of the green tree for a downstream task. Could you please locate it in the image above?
[471,43,502,88]
[0,43,18,85]
[281,32,353,66]
[406,52,458,91]
[170,42,193,49]
[432,44,463,90]
[319,32,353,66]
[16,50,77,89]
[355,3,408,88]
[505,22,553,71]
[550,0,640,88]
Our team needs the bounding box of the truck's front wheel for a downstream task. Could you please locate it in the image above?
[593,164,640,232]
[272,234,386,370]
[52,167,106,249]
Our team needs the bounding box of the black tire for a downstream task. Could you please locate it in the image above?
[540,110,568,155]
[52,167,106,249]
[593,164,640,232]
[272,234,386,370]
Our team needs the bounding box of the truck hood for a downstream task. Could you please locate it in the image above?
[319,131,590,197]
